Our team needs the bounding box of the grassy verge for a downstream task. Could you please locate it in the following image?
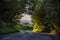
[0,27,19,35]
[0,21,19,35]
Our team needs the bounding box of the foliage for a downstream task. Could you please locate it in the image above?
[0,0,27,34]
[0,0,25,21]
[20,22,33,30]
[0,21,19,35]
[0,0,60,35]
[30,0,60,34]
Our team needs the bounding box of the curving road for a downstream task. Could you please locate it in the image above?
[0,31,60,40]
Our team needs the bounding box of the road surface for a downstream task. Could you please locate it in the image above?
[0,31,60,40]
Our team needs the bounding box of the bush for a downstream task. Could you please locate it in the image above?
[0,21,19,35]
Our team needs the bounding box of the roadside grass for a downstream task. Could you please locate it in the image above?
[0,27,19,35]
[0,21,19,35]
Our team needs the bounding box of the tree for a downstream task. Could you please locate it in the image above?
[0,0,25,22]
[31,0,60,35]
[0,0,27,34]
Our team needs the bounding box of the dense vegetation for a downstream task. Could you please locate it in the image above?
[20,22,33,30]
[0,0,26,35]
[30,0,60,35]
[0,0,60,36]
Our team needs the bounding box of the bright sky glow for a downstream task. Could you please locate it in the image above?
[20,14,31,20]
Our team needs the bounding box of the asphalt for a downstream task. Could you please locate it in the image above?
[0,31,60,40]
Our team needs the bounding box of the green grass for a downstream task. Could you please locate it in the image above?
[0,27,19,35]
[0,21,33,35]
[0,22,19,35]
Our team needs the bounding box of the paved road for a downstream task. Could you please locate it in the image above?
[0,31,60,40]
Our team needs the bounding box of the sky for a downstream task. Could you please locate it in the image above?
[20,4,32,24]
[20,4,32,20]
[20,13,31,20]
